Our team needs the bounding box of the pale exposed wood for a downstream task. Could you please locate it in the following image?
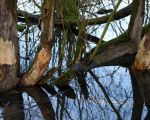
[133,29,150,107]
[134,36,150,70]
[22,0,54,86]
[0,0,19,92]
[23,47,51,85]
[0,38,16,65]
[131,0,150,109]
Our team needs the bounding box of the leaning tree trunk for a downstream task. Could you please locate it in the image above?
[21,0,54,86]
[133,30,150,107]
[129,0,150,110]
[0,0,19,92]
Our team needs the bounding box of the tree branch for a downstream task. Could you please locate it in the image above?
[89,70,122,120]
[72,23,150,71]
[128,0,145,47]
[17,3,132,26]
[17,10,40,25]
[71,27,100,43]
[55,3,132,26]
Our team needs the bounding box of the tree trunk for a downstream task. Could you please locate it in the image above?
[129,68,144,120]
[133,31,150,107]
[21,0,55,86]
[0,0,19,92]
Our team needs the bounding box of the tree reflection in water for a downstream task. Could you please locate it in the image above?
[0,68,149,120]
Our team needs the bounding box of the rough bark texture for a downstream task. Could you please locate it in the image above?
[21,0,54,86]
[91,41,136,67]
[130,0,150,109]
[128,0,145,48]
[133,30,150,107]
[0,0,19,92]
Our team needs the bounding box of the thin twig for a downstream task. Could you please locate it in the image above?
[88,70,122,120]
[91,0,122,59]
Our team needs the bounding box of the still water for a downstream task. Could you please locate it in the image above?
[0,68,148,120]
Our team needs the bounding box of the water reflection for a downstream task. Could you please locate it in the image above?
[0,92,24,120]
[0,86,77,120]
[0,83,149,120]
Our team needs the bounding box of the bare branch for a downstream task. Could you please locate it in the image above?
[89,70,122,120]
[17,3,132,26]
[128,0,145,47]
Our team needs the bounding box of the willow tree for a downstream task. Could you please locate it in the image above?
[1,0,150,119]
[0,0,54,91]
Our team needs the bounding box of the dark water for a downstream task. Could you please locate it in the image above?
[0,78,148,120]
[0,85,132,120]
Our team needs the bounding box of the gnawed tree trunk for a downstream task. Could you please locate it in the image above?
[133,30,150,107]
[0,0,55,91]
[0,0,19,92]
[129,0,150,110]
[20,0,55,86]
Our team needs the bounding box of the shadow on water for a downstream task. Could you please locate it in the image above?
[0,85,77,120]
[0,83,149,120]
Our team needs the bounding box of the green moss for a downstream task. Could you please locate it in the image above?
[98,32,127,53]
[142,23,150,36]
[64,0,77,20]
[90,0,122,59]
[51,23,150,86]
[86,22,150,58]
[53,70,75,86]
[17,24,26,32]
[56,0,78,21]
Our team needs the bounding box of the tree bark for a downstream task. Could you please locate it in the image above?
[130,0,150,110]
[0,0,19,92]
[21,0,55,86]
[133,32,150,106]
[129,68,144,120]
